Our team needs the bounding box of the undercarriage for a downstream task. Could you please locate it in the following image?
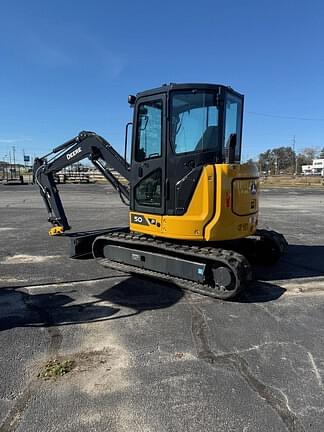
[88,228,288,300]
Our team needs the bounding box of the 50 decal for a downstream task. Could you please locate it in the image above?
[130,214,149,226]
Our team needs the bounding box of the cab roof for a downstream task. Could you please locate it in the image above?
[136,83,244,99]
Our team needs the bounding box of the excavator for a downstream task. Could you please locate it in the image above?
[33,83,287,300]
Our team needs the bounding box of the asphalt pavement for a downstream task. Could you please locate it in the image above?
[0,183,323,432]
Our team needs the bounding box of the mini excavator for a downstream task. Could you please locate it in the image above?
[33,83,287,299]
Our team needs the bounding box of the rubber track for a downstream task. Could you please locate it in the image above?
[254,229,288,264]
[93,231,252,299]
[255,229,288,253]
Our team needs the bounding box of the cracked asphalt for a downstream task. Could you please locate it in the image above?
[0,183,324,432]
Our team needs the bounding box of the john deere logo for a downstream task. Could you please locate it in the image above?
[66,146,82,160]
[251,181,257,195]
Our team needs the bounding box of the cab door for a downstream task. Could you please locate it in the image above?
[130,94,166,215]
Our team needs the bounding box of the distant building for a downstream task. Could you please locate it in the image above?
[301,164,313,175]
[302,159,324,175]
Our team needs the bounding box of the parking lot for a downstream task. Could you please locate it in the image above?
[0,184,324,432]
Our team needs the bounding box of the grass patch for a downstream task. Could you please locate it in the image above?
[38,358,75,379]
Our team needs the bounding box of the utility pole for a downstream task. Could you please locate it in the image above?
[3,154,8,180]
[274,155,279,175]
[9,150,12,180]
[12,146,16,176]
[292,135,297,175]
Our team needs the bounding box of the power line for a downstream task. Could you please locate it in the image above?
[247,111,324,121]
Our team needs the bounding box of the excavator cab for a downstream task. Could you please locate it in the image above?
[128,84,258,241]
[129,84,242,215]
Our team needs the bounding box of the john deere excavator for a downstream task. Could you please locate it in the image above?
[33,83,287,299]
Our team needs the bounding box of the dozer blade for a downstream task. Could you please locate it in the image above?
[48,226,65,236]
[67,227,128,258]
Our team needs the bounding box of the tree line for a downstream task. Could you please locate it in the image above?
[251,146,324,174]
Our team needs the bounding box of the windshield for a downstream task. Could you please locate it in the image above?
[170,91,220,156]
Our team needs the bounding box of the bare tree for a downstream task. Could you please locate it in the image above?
[301,147,319,161]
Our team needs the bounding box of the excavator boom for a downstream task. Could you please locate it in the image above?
[33,131,130,232]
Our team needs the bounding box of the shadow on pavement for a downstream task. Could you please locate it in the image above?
[239,244,324,303]
[97,277,184,310]
[253,244,324,281]
[0,277,184,332]
[238,244,324,303]
[238,281,286,303]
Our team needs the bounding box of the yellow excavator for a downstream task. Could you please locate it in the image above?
[33,83,287,299]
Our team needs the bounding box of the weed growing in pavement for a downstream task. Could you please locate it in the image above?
[38,359,75,379]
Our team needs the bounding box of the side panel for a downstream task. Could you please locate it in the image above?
[204,163,259,241]
[130,164,215,239]
[161,164,215,239]
[129,163,259,242]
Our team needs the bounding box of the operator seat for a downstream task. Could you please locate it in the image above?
[195,126,219,152]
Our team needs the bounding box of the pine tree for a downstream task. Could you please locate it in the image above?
[320,147,324,159]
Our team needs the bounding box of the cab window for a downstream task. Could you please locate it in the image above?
[171,92,220,155]
[224,95,243,162]
[135,169,162,207]
[135,100,162,162]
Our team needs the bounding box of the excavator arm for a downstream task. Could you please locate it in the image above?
[33,131,130,234]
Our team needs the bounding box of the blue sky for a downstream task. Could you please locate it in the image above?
[0,0,323,163]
